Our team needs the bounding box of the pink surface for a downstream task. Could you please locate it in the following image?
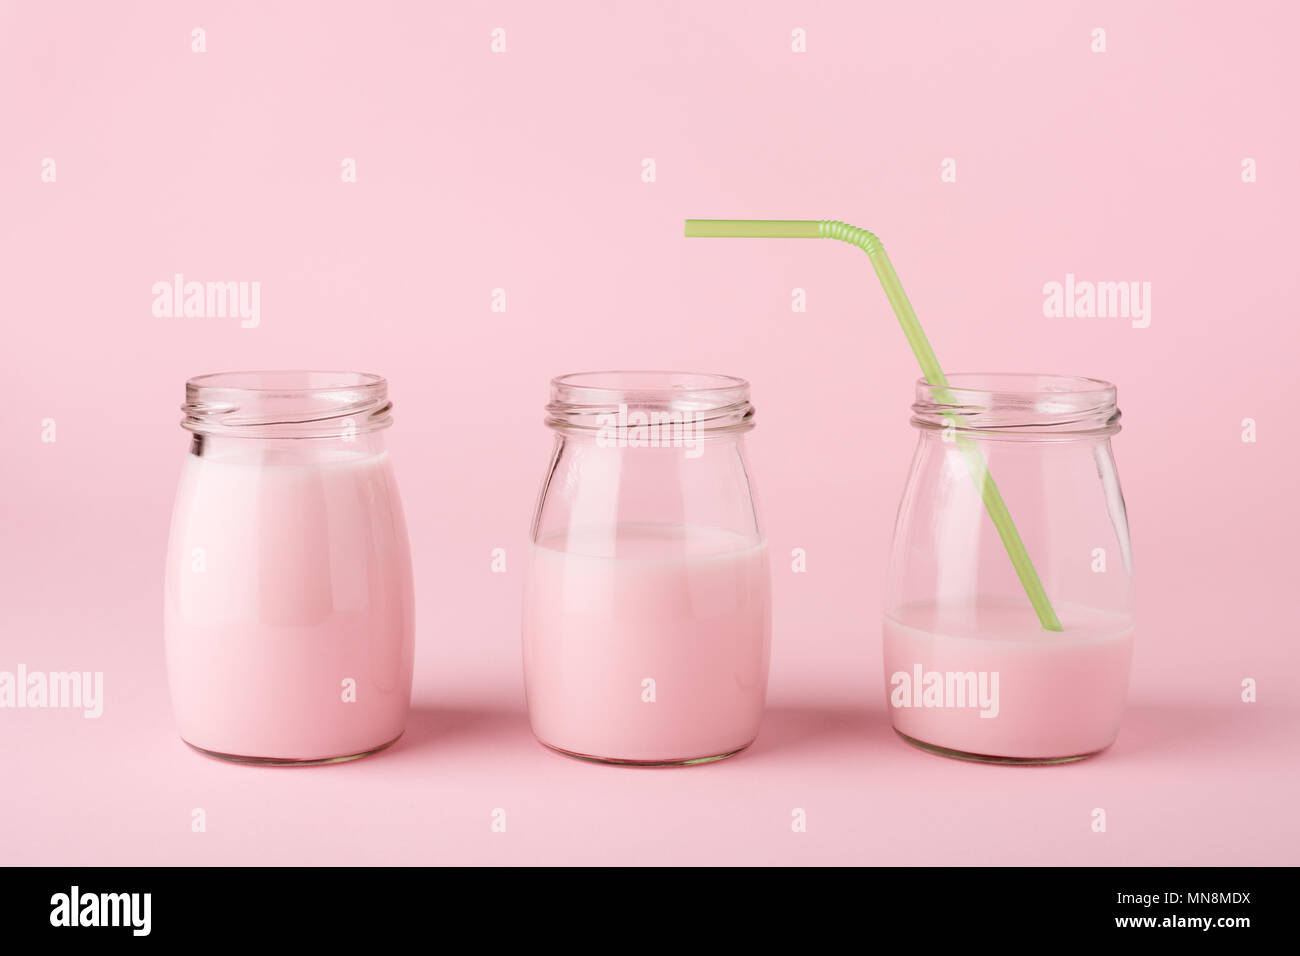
[1,1,1298,865]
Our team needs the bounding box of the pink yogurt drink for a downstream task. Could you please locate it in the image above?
[523,524,771,765]
[883,599,1134,762]
[164,447,415,763]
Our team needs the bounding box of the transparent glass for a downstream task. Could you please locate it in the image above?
[884,373,1134,764]
[163,371,415,764]
[523,371,772,766]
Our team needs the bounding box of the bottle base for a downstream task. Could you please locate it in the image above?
[538,738,752,767]
[893,729,1109,765]
[182,732,403,766]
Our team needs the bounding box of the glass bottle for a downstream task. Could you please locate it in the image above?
[523,371,771,766]
[164,371,414,764]
[884,373,1134,763]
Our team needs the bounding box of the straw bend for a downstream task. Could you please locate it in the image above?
[818,219,882,253]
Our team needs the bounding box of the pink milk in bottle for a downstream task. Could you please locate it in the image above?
[523,524,770,764]
[883,599,1134,761]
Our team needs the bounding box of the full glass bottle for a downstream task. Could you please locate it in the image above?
[164,371,415,764]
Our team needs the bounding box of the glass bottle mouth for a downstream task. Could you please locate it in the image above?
[545,370,755,435]
[181,370,393,438]
[912,373,1120,437]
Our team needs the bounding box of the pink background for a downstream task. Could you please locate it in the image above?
[2,1,1298,865]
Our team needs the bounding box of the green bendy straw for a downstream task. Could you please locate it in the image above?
[685,219,1063,632]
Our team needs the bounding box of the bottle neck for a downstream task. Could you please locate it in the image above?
[545,370,755,439]
[181,370,393,440]
[912,373,1120,440]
